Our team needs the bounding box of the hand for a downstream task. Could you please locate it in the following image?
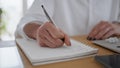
[35,22,71,48]
[88,21,120,40]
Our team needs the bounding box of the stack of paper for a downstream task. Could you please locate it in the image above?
[16,38,98,66]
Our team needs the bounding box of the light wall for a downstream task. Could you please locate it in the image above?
[0,0,34,40]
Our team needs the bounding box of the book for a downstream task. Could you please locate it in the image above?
[16,38,98,66]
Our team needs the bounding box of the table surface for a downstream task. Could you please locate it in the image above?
[17,35,116,68]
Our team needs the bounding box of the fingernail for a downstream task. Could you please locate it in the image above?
[68,41,71,46]
[66,41,71,46]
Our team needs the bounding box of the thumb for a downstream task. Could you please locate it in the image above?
[59,29,71,46]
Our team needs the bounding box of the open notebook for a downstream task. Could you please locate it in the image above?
[16,38,98,66]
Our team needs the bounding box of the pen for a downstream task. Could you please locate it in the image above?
[41,5,65,42]
[41,5,57,26]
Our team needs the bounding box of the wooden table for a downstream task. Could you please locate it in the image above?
[18,35,115,68]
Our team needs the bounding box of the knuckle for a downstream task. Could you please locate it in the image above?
[38,29,46,37]
[37,27,44,34]
[38,40,45,47]
[58,32,64,38]
[41,22,49,29]
[44,22,49,26]
[57,43,62,47]
[58,34,64,39]
[59,42,64,46]
[38,31,44,37]
[40,43,45,47]
[52,35,58,39]
[53,30,64,39]
[52,33,64,39]
[44,22,52,27]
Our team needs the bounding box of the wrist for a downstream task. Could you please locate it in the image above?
[23,22,41,40]
[32,25,40,40]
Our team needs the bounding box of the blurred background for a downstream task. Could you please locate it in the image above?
[0,0,34,41]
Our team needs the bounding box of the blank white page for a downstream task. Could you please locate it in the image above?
[16,38,98,65]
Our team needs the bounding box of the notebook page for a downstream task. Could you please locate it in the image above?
[16,38,98,64]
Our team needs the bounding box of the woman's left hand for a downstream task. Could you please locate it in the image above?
[88,21,120,40]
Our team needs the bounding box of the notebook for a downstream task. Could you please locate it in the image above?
[16,38,98,66]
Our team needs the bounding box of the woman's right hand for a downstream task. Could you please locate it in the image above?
[35,22,71,48]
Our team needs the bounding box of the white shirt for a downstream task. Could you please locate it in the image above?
[15,0,120,39]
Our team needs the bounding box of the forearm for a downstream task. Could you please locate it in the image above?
[23,22,41,39]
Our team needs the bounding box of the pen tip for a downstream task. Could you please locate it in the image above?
[41,5,43,8]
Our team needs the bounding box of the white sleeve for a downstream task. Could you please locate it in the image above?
[15,0,55,40]
[117,1,120,22]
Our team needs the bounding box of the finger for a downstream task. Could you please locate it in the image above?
[102,30,115,39]
[94,25,113,40]
[43,29,64,47]
[88,21,105,38]
[39,35,59,48]
[43,38,58,48]
[38,28,57,48]
[88,21,109,39]
[37,23,64,48]
[38,38,48,47]
[44,39,63,48]
[43,29,57,45]
[64,33,71,46]
[55,39,64,47]
[44,22,64,39]
[60,30,71,46]
[36,28,48,47]
[37,34,48,47]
